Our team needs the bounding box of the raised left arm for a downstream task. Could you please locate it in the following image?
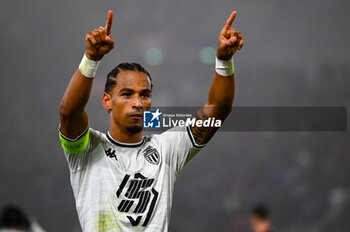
[190,11,244,145]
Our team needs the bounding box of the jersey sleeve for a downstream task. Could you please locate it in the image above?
[58,126,99,172]
[158,126,206,177]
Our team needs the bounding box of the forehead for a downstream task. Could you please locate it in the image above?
[114,70,151,91]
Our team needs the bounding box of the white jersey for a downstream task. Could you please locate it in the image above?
[59,126,204,232]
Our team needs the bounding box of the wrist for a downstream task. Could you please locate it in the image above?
[216,51,232,61]
[79,53,101,78]
[85,52,103,61]
[215,56,234,76]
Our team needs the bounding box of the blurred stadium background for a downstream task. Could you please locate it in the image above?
[0,0,349,231]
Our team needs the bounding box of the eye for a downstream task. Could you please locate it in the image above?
[122,92,132,97]
[141,93,150,98]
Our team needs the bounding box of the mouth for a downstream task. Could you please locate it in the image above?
[129,113,143,120]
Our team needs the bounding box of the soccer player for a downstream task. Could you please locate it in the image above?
[59,10,244,232]
[250,204,274,232]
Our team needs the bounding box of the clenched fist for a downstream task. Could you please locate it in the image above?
[85,10,115,61]
[217,11,244,60]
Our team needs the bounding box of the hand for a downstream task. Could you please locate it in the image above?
[85,10,115,61]
[217,11,244,60]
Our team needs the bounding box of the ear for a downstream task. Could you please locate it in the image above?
[102,92,112,112]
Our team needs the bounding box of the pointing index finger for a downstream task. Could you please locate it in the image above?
[224,11,237,29]
[105,10,113,35]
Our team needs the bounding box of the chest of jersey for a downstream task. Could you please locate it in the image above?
[86,140,166,228]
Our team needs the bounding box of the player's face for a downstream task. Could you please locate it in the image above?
[104,70,152,134]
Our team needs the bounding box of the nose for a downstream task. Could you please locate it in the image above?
[132,95,143,110]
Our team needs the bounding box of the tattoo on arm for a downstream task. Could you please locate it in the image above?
[190,107,219,145]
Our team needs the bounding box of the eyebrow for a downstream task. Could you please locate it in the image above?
[119,88,134,93]
[140,89,152,93]
[119,88,152,93]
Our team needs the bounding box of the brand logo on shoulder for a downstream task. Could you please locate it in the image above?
[142,145,160,165]
[105,148,118,161]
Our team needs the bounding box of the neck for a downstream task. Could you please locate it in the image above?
[109,124,143,144]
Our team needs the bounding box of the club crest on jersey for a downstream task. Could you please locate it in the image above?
[142,146,159,165]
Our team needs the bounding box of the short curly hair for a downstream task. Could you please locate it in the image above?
[104,62,153,94]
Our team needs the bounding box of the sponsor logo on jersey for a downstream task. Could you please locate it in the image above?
[116,173,159,227]
[142,146,160,165]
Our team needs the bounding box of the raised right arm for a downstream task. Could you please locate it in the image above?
[60,10,115,139]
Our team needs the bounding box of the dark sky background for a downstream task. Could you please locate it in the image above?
[0,0,349,231]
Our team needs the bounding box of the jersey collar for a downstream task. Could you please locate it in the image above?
[106,131,145,148]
